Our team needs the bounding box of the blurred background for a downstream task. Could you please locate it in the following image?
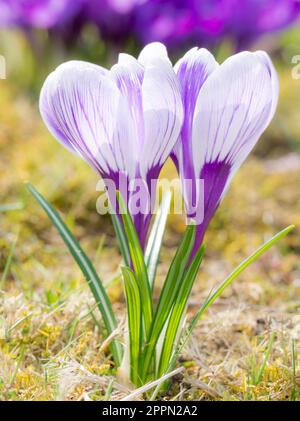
[0,0,300,401]
[1,0,300,150]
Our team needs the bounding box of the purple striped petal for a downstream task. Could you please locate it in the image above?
[140,58,183,179]
[173,50,278,252]
[172,47,218,219]
[39,60,137,179]
[192,51,277,177]
[174,48,218,145]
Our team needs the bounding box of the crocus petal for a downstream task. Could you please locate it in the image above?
[138,41,171,66]
[140,59,183,179]
[174,47,218,119]
[254,50,279,126]
[192,51,275,178]
[40,43,183,250]
[111,57,144,146]
[39,60,136,179]
[118,53,144,82]
[173,47,218,173]
[172,49,278,256]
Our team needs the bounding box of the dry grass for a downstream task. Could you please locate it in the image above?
[0,69,300,401]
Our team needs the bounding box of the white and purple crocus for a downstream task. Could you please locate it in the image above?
[39,42,278,253]
[39,43,183,250]
[173,47,278,255]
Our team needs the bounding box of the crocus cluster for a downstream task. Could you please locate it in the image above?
[39,42,278,252]
[0,0,83,29]
[136,0,300,50]
[0,0,299,51]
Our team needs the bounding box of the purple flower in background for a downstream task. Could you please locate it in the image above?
[135,0,300,50]
[85,0,143,43]
[134,0,200,48]
[220,0,300,49]
[0,0,83,29]
[39,42,183,249]
[172,48,278,254]
[1,0,299,51]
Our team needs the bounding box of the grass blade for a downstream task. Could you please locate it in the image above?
[155,225,294,395]
[117,191,153,337]
[122,267,142,385]
[254,331,275,385]
[190,225,294,329]
[0,230,19,290]
[111,213,131,267]
[145,191,171,290]
[158,244,205,377]
[27,183,122,367]
[0,202,24,212]
[141,223,196,382]
[291,339,298,401]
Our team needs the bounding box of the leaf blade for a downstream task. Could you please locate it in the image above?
[145,190,171,289]
[167,225,294,379]
[141,223,196,382]
[122,266,142,385]
[111,213,131,267]
[117,191,153,337]
[158,244,205,377]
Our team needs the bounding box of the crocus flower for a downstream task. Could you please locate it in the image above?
[220,0,300,50]
[0,0,83,29]
[85,0,143,44]
[172,47,278,254]
[135,0,300,50]
[39,42,183,249]
[135,0,230,48]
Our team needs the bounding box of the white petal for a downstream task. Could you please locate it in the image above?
[138,42,171,66]
[173,47,219,165]
[254,50,279,126]
[39,60,136,178]
[192,51,276,177]
[140,59,183,178]
[110,59,144,143]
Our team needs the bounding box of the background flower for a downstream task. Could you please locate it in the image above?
[135,0,300,50]
[0,0,83,29]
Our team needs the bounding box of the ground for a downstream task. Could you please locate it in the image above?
[0,68,300,401]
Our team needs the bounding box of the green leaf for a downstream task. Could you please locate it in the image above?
[122,267,142,385]
[0,230,19,289]
[141,223,196,382]
[158,244,205,377]
[190,225,294,328]
[168,225,294,378]
[27,183,122,367]
[254,331,275,385]
[111,213,131,267]
[145,191,171,290]
[117,191,153,337]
